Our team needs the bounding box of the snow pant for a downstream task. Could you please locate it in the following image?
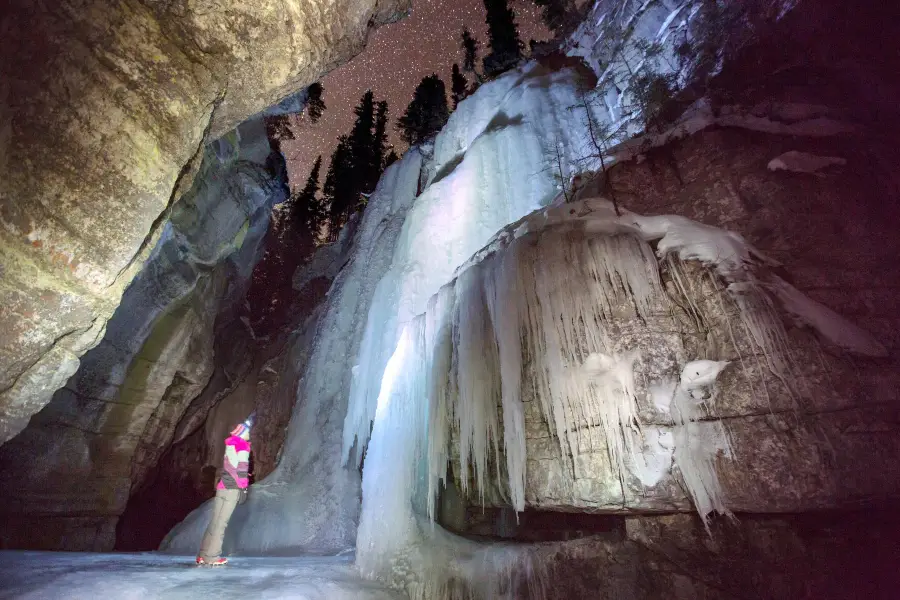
[198,488,240,560]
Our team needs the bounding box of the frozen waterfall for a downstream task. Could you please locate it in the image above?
[342,62,604,471]
[164,49,884,600]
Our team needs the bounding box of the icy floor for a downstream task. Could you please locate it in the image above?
[0,551,403,600]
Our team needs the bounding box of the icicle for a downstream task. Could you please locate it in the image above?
[453,264,503,503]
[584,233,661,321]
[768,275,887,357]
[665,255,706,331]
[521,231,656,475]
[580,350,642,473]
[483,247,527,512]
[343,273,403,468]
[356,322,427,579]
[670,360,734,530]
[425,285,456,521]
[419,228,662,515]
[727,280,804,406]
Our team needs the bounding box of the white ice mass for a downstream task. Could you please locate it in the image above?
[341,62,607,473]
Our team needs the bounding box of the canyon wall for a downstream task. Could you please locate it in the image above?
[0,118,287,550]
[0,0,411,445]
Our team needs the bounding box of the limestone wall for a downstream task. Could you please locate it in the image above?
[0,0,411,445]
[0,119,286,550]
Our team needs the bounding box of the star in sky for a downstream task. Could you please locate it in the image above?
[282,0,550,188]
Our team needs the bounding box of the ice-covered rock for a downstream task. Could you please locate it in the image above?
[163,148,425,556]
[342,62,607,472]
[158,6,900,594]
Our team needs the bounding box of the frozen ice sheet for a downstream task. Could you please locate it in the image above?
[0,551,402,600]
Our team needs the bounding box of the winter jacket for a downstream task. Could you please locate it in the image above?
[217,435,251,490]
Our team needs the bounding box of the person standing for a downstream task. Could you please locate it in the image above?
[196,413,254,566]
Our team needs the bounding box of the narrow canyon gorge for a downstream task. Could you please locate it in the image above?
[1,0,899,598]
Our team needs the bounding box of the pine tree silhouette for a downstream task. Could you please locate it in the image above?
[461,27,481,76]
[349,90,376,193]
[287,156,326,239]
[264,115,294,153]
[483,0,523,76]
[451,64,469,109]
[319,92,394,238]
[323,136,355,239]
[397,74,450,146]
[306,82,327,123]
[371,101,389,189]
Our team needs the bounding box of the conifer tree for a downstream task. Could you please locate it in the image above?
[451,64,469,109]
[397,74,450,146]
[370,100,389,190]
[349,90,376,192]
[319,92,394,239]
[533,0,573,34]
[287,155,326,239]
[323,136,355,238]
[483,0,523,76]
[264,115,294,153]
[461,27,481,75]
[306,82,327,123]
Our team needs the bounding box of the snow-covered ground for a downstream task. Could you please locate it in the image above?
[0,551,402,600]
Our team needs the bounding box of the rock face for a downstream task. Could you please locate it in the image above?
[509,510,900,600]
[444,228,899,517]
[0,0,411,445]
[0,118,287,551]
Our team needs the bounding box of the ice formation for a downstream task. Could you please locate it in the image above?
[342,62,607,471]
[670,360,735,529]
[767,150,847,175]
[631,426,675,487]
[349,177,886,592]
[163,148,426,555]
[424,227,662,519]
[769,276,888,357]
[339,63,612,596]
[353,197,749,560]
[628,214,779,280]
[353,309,546,599]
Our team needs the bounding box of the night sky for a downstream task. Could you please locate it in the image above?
[281,0,551,188]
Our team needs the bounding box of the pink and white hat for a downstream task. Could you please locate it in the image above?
[230,412,255,437]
